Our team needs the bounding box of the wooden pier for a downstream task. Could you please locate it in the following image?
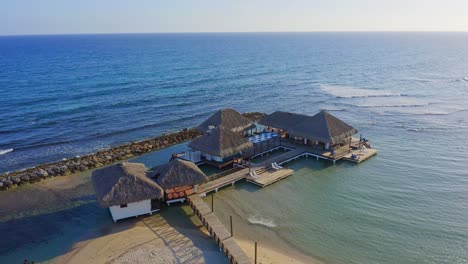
[198,168,249,196]
[187,195,251,264]
[254,138,377,165]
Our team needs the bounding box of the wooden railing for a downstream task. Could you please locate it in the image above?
[208,167,244,182]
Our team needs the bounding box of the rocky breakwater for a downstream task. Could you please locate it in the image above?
[0,129,201,191]
[242,112,266,122]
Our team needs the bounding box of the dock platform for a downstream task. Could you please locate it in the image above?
[342,148,378,163]
[246,168,295,187]
[187,195,251,264]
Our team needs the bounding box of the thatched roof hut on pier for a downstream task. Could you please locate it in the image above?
[259,110,357,149]
[196,108,255,135]
[149,159,208,203]
[189,125,254,167]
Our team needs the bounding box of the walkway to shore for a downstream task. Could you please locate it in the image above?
[187,195,252,264]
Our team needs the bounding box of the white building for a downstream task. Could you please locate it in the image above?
[92,162,164,222]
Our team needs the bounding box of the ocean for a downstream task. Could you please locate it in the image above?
[1,33,468,263]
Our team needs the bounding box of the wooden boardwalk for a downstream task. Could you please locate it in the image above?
[197,168,249,196]
[187,195,251,264]
[252,138,377,166]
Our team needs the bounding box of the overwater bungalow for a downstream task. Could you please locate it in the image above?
[195,108,256,135]
[92,162,164,222]
[149,158,208,204]
[188,125,254,167]
[259,110,358,150]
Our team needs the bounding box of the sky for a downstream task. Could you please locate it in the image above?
[1,0,468,35]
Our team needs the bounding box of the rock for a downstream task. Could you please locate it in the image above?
[3,180,12,187]
[30,174,40,182]
[36,169,49,178]
[20,174,31,182]
[79,165,87,171]
[52,166,61,174]
[59,166,69,175]
[12,177,21,184]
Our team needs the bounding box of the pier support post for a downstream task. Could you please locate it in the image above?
[254,241,257,264]
[230,215,233,237]
[211,194,214,212]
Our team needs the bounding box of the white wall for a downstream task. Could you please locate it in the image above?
[109,199,157,222]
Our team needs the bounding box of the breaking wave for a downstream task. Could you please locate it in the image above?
[356,103,429,108]
[247,215,277,228]
[463,77,468,82]
[320,84,403,98]
[0,148,13,155]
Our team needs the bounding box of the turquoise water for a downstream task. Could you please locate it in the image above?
[1,33,468,263]
[209,137,468,263]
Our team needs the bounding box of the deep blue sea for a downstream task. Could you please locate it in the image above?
[1,33,468,263]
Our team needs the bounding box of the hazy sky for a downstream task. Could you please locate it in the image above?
[1,0,468,35]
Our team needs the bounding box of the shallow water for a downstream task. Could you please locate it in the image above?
[1,33,468,263]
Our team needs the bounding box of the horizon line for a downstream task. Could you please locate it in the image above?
[1,30,468,37]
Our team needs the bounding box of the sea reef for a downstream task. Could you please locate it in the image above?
[0,129,201,191]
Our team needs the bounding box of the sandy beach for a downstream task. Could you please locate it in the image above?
[0,162,322,264]
[53,214,226,264]
[52,214,322,264]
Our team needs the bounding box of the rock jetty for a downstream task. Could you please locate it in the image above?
[0,112,266,191]
[0,129,201,190]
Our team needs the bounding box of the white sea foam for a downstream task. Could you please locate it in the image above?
[463,77,468,82]
[247,215,277,228]
[0,148,13,155]
[356,103,429,108]
[320,84,402,98]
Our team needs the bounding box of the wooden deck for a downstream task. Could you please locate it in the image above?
[342,148,378,163]
[187,195,251,264]
[246,168,295,187]
[197,168,249,196]
[252,137,377,165]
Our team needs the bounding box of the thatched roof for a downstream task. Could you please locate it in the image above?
[92,162,163,208]
[259,111,309,129]
[259,111,357,144]
[196,108,255,134]
[189,125,254,158]
[150,158,208,189]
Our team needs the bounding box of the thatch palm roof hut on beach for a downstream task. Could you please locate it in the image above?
[196,108,255,134]
[150,158,208,203]
[259,110,357,146]
[189,125,254,164]
[92,162,163,222]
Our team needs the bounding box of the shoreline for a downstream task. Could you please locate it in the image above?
[236,238,324,264]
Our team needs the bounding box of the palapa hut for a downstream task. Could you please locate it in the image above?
[196,108,256,135]
[188,125,254,167]
[92,162,163,222]
[149,158,208,204]
[259,110,357,149]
